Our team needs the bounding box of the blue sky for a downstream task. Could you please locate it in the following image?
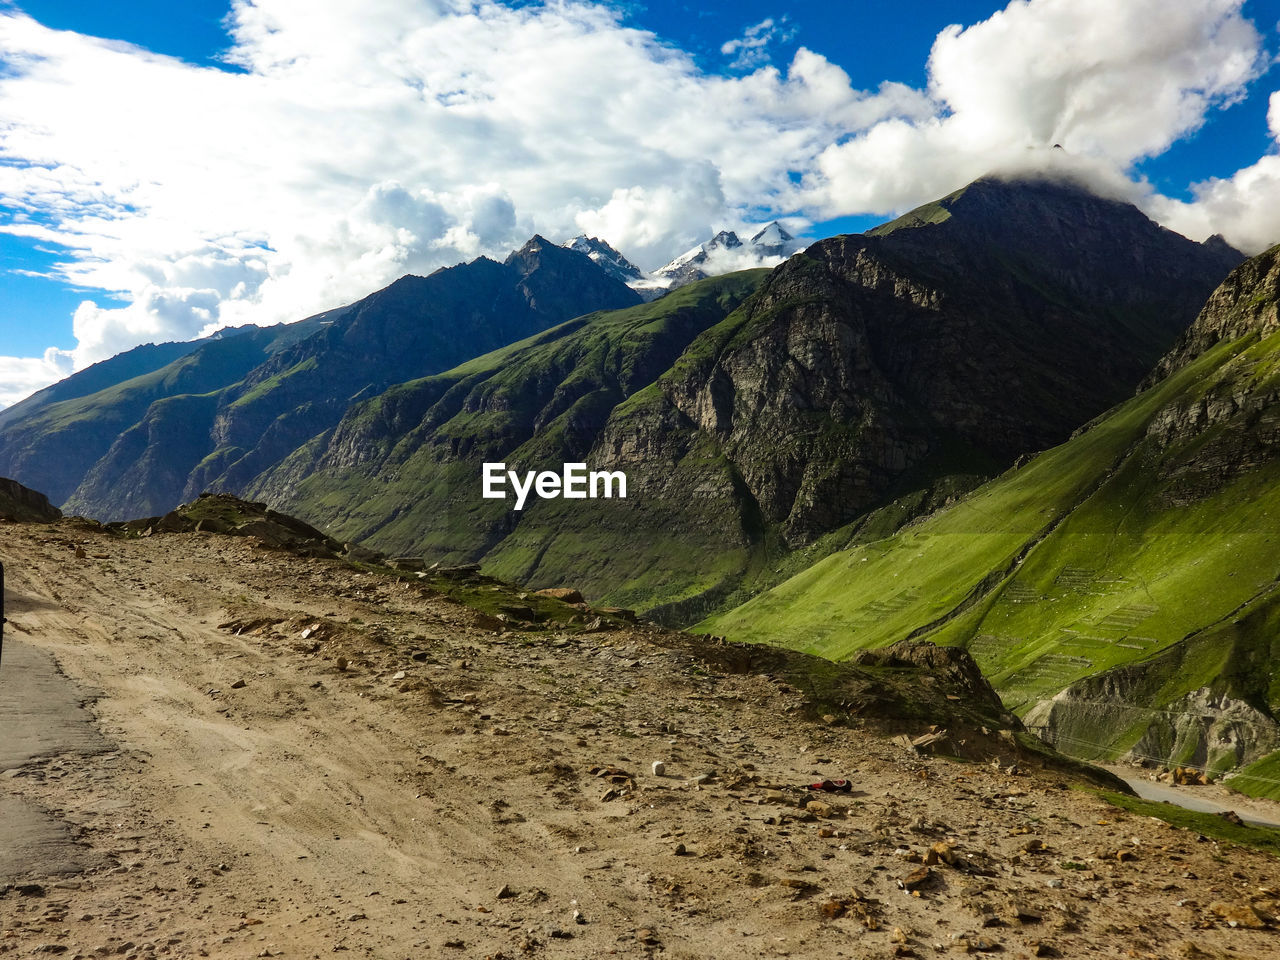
[1,0,1279,404]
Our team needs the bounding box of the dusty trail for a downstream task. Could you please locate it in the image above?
[2,518,1280,959]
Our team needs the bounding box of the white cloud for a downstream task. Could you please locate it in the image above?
[1147,89,1280,253]
[804,0,1270,221]
[0,348,74,408]
[720,17,796,71]
[0,0,1275,407]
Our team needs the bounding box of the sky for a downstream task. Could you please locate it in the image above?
[0,0,1278,407]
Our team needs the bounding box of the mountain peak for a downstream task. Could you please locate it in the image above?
[562,235,645,284]
[652,223,802,290]
[750,221,792,245]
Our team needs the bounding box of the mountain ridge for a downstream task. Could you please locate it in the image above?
[703,242,1280,792]
[245,175,1242,625]
[0,237,641,519]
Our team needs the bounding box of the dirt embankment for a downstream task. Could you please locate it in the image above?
[3,518,1280,959]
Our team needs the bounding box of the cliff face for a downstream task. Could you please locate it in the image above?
[1146,245,1280,384]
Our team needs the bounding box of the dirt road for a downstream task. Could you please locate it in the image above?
[3,518,1280,958]
[1107,766,1280,830]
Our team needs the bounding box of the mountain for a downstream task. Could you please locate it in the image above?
[241,268,770,572]
[0,320,331,508]
[562,235,645,284]
[703,243,1280,794]
[0,237,641,519]
[251,175,1240,624]
[652,222,805,289]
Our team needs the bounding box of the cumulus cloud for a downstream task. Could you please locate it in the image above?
[1146,89,1280,253]
[0,0,1275,406]
[804,0,1270,219]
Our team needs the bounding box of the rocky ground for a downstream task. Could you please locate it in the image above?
[3,515,1280,959]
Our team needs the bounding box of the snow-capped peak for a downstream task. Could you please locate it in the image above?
[562,235,644,283]
[749,221,793,249]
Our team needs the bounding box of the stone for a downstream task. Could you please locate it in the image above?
[819,900,846,919]
[963,936,1000,953]
[651,761,666,776]
[931,841,958,866]
[806,800,835,818]
[497,884,516,899]
[1007,901,1042,923]
[535,588,585,604]
[392,671,406,681]
[900,867,934,891]
[1210,902,1269,929]
[230,679,247,689]
[336,656,348,672]
[910,730,952,753]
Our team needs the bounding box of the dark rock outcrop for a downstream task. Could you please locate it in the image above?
[0,477,61,523]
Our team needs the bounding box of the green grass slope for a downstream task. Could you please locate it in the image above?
[0,326,314,506]
[259,272,770,612]
[703,316,1280,779]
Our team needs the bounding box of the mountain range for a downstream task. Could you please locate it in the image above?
[3,171,1272,784]
[242,176,1236,622]
[564,221,804,300]
[0,236,640,518]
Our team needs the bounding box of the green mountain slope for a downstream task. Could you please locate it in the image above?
[246,271,769,609]
[704,245,1280,791]
[0,239,639,519]
[0,323,321,506]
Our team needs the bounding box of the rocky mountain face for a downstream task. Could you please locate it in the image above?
[0,238,640,520]
[243,271,770,604]
[254,175,1240,625]
[707,244,1280,793]
[563,235,645,284]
